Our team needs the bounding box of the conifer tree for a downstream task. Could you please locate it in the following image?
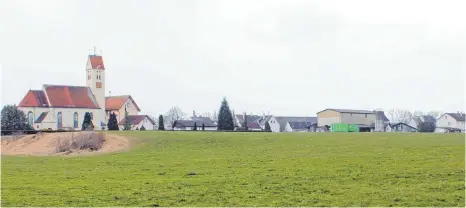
[202,123,205,131]
[193,122,197,131]
[107,112,119,130]
[158,115,165,130]
[265,122,271,132]
[217,97,235,130]
[82,112,94,130]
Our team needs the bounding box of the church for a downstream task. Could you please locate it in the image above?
[17,51,155,130]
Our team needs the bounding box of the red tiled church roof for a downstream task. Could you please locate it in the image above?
[119,115,154,125]
[105,95,141,111]
[18,90,49,107]
[89,55,105,70]
[44,85,100,108]
[18,85,100,109]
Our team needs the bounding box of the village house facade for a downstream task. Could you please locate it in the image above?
[435,112,465,133]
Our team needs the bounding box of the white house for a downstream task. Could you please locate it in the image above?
[435,112,465,133]
[283,121,314,132]
[275,116,317,132]
[18,51,148,131]
[257,115,280,132]
[119,115,156,130]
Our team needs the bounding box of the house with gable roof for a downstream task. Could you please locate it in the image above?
[435,112,465,133]
[18,50,151,130]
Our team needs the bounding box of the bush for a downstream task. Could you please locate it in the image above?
[418,122,436,132]
[54,131,105,153]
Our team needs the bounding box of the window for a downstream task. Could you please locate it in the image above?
[365,114,367,118]
[90,112,93,120]
[448,122,451,126]
[57,112,63,129]
[127,102,130,108]
[27,111,33,127]
[73,112,78,128]
[88,75,91,80]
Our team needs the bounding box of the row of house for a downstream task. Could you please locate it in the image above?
[171,109,465,133]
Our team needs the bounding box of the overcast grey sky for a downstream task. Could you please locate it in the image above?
[1,0,465,117]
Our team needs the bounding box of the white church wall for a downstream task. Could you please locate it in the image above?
[18,106,103,130]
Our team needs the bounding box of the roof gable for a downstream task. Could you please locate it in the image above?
[119,115,155,125]
[18,90,49,107]
[105,95,141,111]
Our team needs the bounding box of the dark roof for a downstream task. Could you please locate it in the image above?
[288,121,313,130]
[445,113,465,122]
[191,116,215,125]
[235,114,262,125]
[247,122,262,129]
[390,122,417,129]
[119,115,155,125]
[35,112,48,123]
[174,120,216,128]
[317,108,375,114]
[275,116,317,132]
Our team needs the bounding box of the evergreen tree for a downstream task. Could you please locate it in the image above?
[217,97,235,130]
[1,105,32,134]
[158,115,165,130]
[140,125,146,130]
[81,112,94,131]
[243,112,248,130]
[202,123,205,131]
[265,122,271,132]
[123,107,131,130]
[107,112,119,130]
[418,122,436,132]
[193,122,197,131]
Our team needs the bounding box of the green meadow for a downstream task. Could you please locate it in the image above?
[1,132,464,207]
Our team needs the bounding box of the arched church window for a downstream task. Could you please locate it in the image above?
[73,112,78,128]
[57,112,63,129]
[27,111,33,127]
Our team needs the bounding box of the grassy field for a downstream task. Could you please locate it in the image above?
[1,132,464,207]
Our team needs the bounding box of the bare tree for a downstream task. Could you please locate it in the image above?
[201,111,218,123]
[387,108,413,123]
[426,111,443,119]
[412,110,424,117]
[164,106,186,128]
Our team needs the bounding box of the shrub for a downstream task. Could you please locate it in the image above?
[54,131,105,153]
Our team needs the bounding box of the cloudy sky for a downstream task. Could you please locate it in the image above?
[1,0,465,117]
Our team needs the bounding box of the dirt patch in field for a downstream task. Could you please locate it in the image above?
[1,132,132,156]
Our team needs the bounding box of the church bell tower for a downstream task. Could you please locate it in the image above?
[86,47,106,127]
